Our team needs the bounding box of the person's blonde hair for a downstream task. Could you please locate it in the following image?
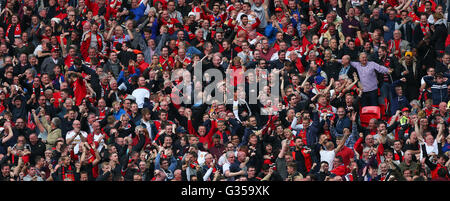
[233,56,242,66]
[112,101,120,107]
[120,113,129,121]
[417,110,426,119]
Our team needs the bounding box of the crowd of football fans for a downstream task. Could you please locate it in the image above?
[0,0,449,181]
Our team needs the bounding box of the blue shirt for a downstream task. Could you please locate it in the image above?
[384,19,397,42]
[113,109,127,120]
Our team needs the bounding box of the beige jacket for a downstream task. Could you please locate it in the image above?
[41,117,62,150]
[322,30,345,46]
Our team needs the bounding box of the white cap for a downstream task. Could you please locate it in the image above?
[51,17,61,24]
[188,12,195,17]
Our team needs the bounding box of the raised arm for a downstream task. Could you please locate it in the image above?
[59,32,69,58]
[389,110,401,125]
[335,132,350,153]
[277,140,289,159]
[300,74,312,88]
[187,111,200,137]
[322,78,335,95]
[32,110,46,134]
[155,32,168,55]
[126,26,134,40]
[372,62,390,74]
[280,75,286,98]
[343,74,359,92]
[436,122,445,144]
[106,24,116,41]
[1,123,13,144]
[414,118,424,143]
[291,115,303,130]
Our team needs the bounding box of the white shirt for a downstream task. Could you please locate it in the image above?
[222,161,235,181]
[65,130,88,154]
[420,140,439,160]
[218,153,228,166]
[140,119,153,140]
[270,51,279,61]
[92,133,106,152]
[428,13,448,24]
[33,45,43,56]
[132,88,150,108]
[286,50,302,60]
[222,162,231,173]
[218,151,237,166]
[320,149,336,171]
[236,12,256,26]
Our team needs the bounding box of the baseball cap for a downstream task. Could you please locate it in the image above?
[275,7,283,12]
[188,12,195,17]
[404,51,412,57]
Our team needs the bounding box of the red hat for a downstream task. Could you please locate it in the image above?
[275,7,282,12]
[51,48,59,53]
[401,107,409,112]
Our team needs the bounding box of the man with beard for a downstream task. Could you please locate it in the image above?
[260,38,277,61]
[210,30,225,54]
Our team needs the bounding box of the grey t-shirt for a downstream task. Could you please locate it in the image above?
[276,157,287,180]
[90,33,98,49]
[251,5,267,28]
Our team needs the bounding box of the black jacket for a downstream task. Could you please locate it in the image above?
[29,140,46,165]
[321,60,342,81]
